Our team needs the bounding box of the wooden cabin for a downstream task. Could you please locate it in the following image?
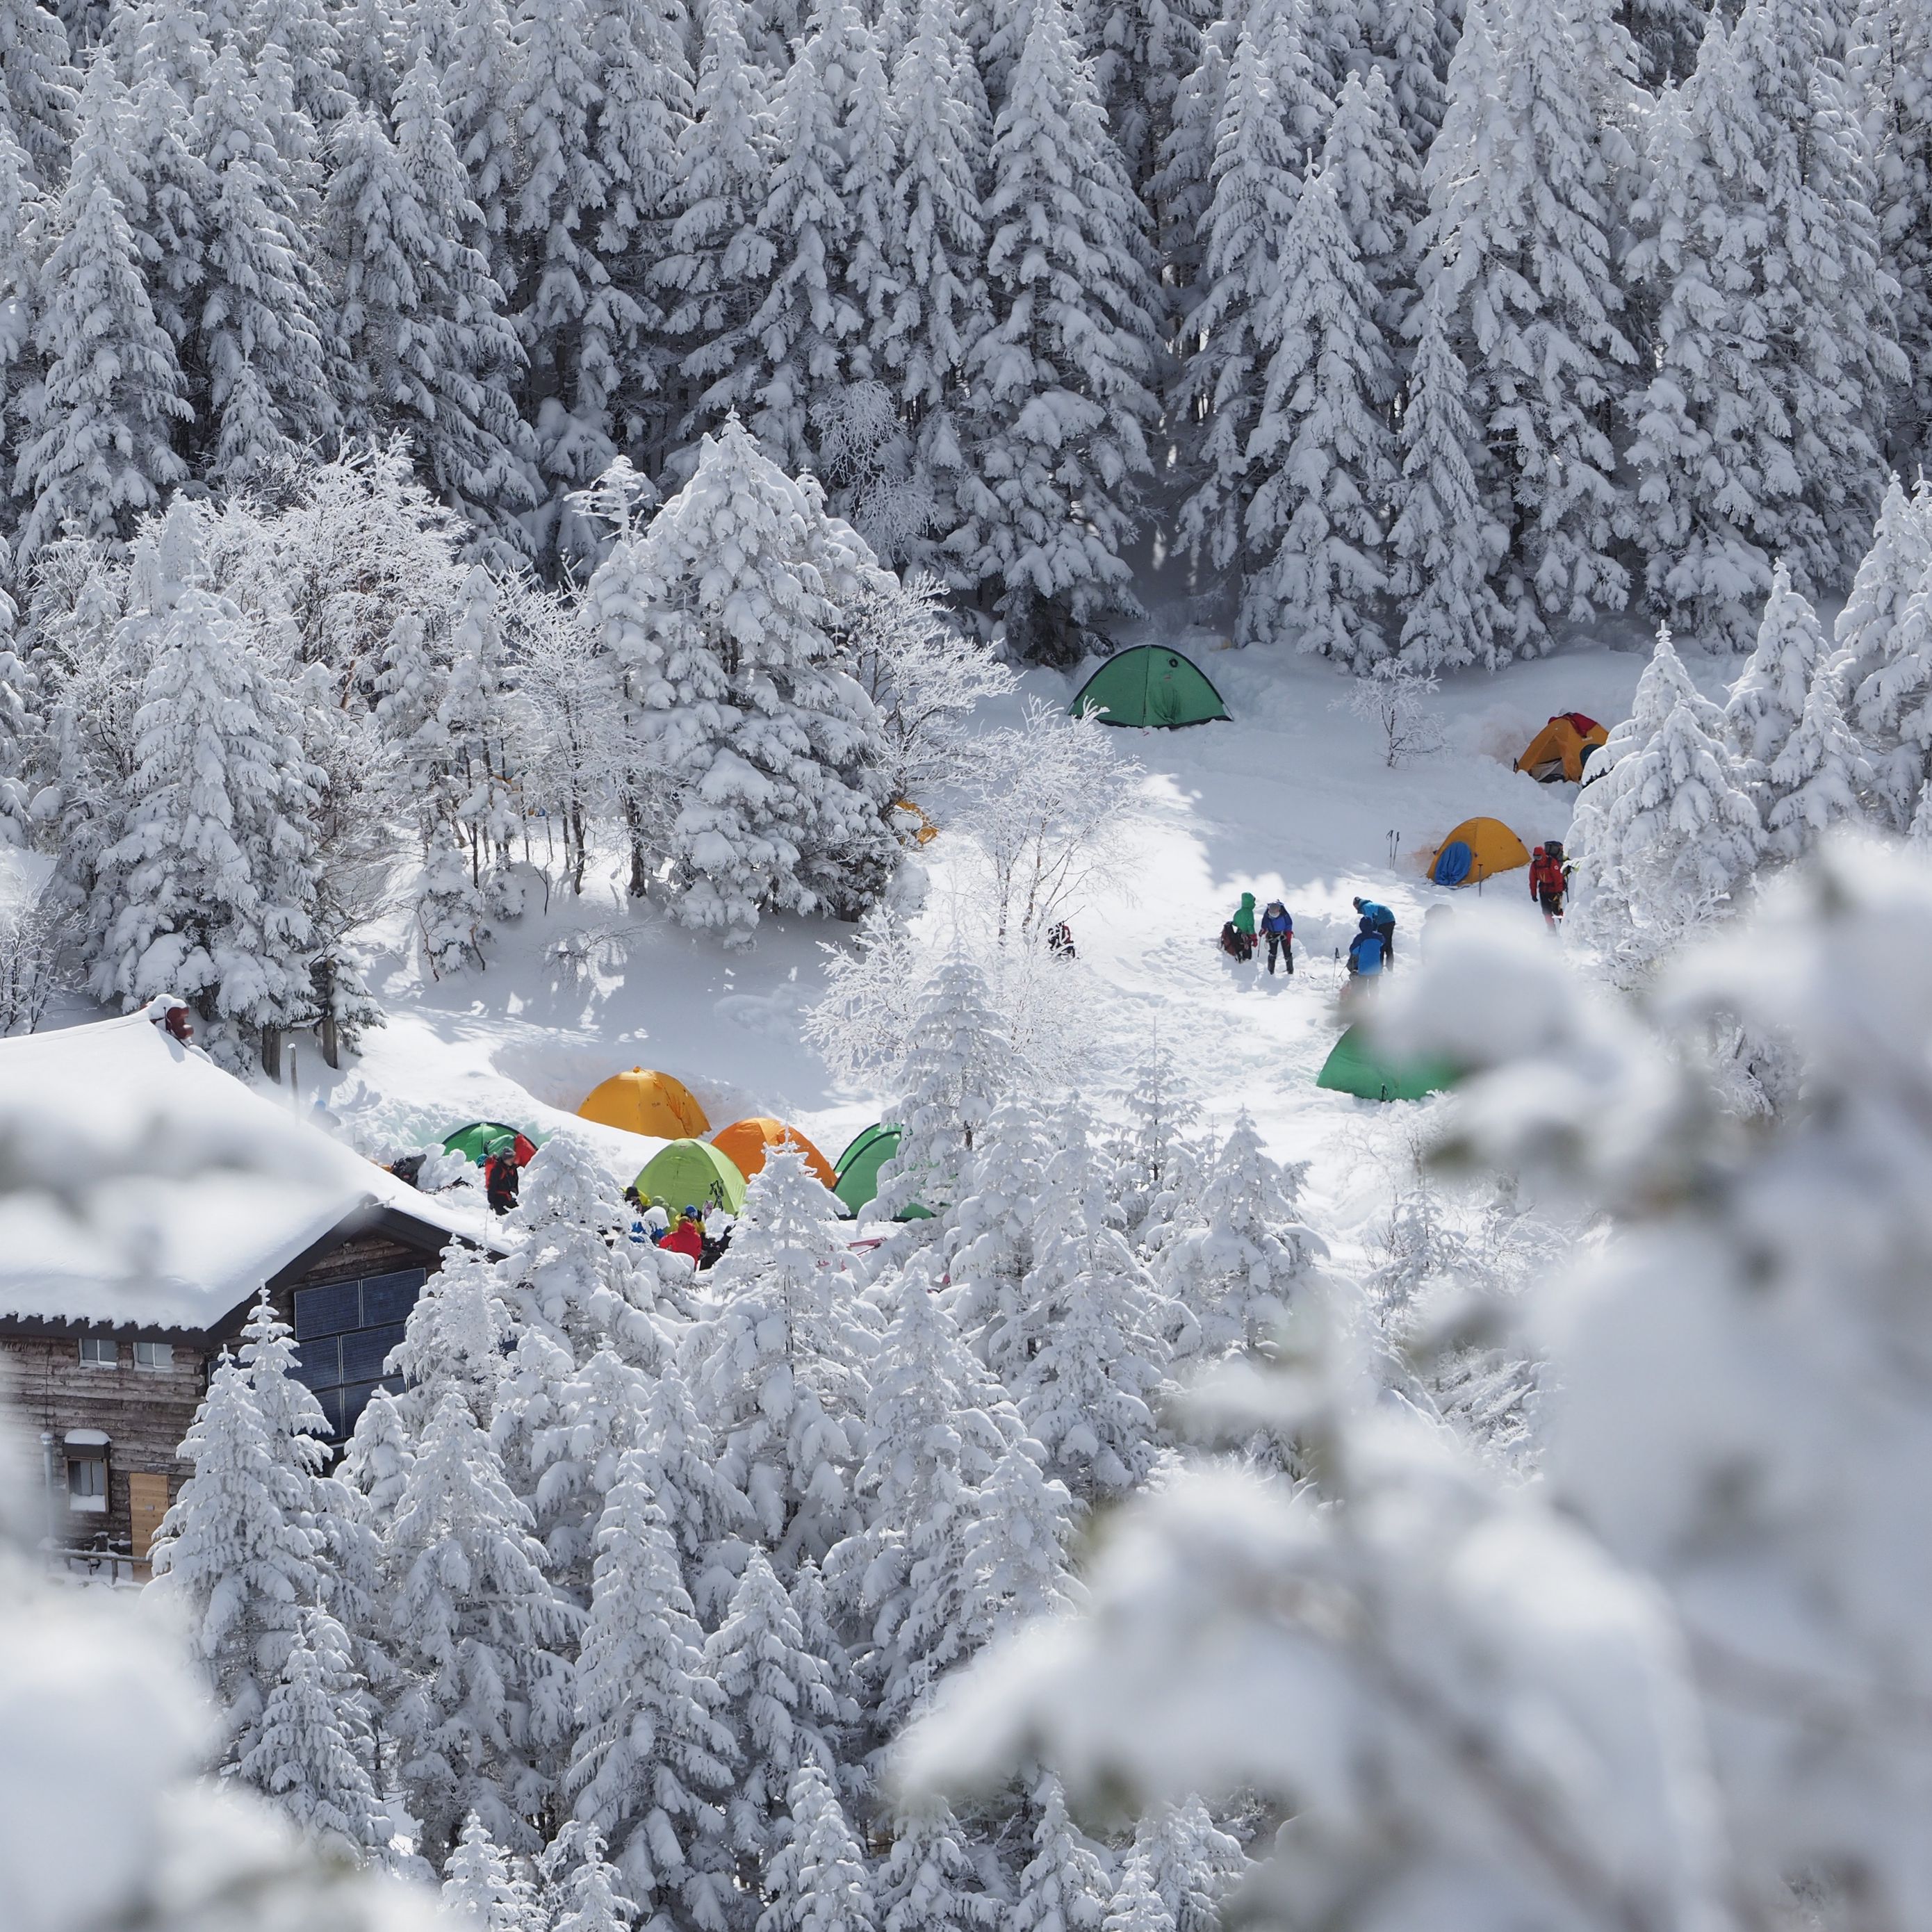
[0,1004,491,1573]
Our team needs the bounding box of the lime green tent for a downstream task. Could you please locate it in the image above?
[832,1124,933,1220]
[1070,646,1231,728]
[1316,1026,1459,1103]
[634,1138,748,1213]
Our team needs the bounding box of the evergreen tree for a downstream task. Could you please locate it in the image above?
[1621,0,1705,87]
[325,58,534,537]
[658,0,775,432]
[1763,673,1872,860]
[1014,1108,1171,1507]
[828,1259,1019,1729]
[1843,565,1932,828]
[955,1434,1077,1644]
[442,1811,539,1928]
[386,1242,509,1434]
[1570,646,1764,976]
[541,1822,639,1932]
[15,57,189,564]
[385,1391,578,1860]
[1418,0,1637,654]
[877,1801,994,1932]
[0,120,40,485]
[87,566,321,1066]
[1161,1113,1320,1361]
[1365,0,1446,149]
[1726,563,1833,773]
[1089,0,1208,199]
[1108,1047,1204,1254]
[1151,13,1235,330]
[1172,0,1327,582]
[605,417,894,941]
[527,1347,651,1602]
[438,565,521,900]
[234,1605,392,1866]
[1130,1799,1247,1932]
[953,0,1159,662]
[881,0,990,557]
[121,59,208,357]
[1013,1776,1113,1932]
[566,1448,735,1911]
[628,1360,751,1622]
[247,0,354,129]
[0,0,79,186]
[946,1093,1048,1360]
[875,951,1010,1223]
[1241,162,1399,663]
[190,40,337,486]
[688,1147,875,1566]
[758,1762,875,1932]
[1102,1850,1174,1932]
[705,1550,851,1885]
[1388,284,1509,671]
[1836,475,1932,706]
[1626,0,1906,645]
[147,1353,324,1760]
[1859,0,1932,468]
[441,0,521,235]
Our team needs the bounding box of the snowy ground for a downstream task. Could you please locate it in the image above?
[19,626,1737,1252]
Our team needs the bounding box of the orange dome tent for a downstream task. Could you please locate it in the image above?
[577,1068,710,1138]
[712,1117,838,1189]
[1514,712,1608,783]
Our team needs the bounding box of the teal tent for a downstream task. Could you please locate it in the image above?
[443,1121,539,1165]
[832,1124,933,1220]
[1316,1026,1458,1103]
[1070,646,1231,728]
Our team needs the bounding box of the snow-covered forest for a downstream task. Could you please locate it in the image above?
[6,0,1932,1927]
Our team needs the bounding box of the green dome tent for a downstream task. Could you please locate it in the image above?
[832,1124,933,1220]
[1316,1026,1459,1103]
[443,1121,540,1165]
[1070,645,1231,728]
[633,1138,748,1213]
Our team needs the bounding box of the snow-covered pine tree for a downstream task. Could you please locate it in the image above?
[440,0,521,236]
[442,1811,538,1927]
[704,1549,851,1888]
[758,1762,876,1932]
[438,565,520,901]
[1102,1847,1174,1932]
[325,57,534,539]
[1585,621,1728,788]
[1365,0,1445,150]
[1569,655,1764,976]
[876,1800,995,1932]
[1841,564,1932,829]
[384,1390,578,1861]
[541,1822,639,1932]
[1171,0,1327,583]
[1418,0,1636,655]
[1161,1111,1321,1361]
[1621,0,1705,88]
[826,1259,1019,1730]
[874,951,1010,1224]
[1625,0,1906,646]
[0,119,40,487]
[1013,1106,1172,1506]
[0,0,79,186]
[1726,562,1833,773]
[953,0,1159,664]
[1388,281,1509,671]
[1241,161,1399,664]
[1108,1046,1204,1255]
[508,0,637,516]
[1762,673,1872,861]
[189,39,337,486]
[118,51,208,367]
[687,1147,874,1566]
[525,1347,651,1602]
[386,1242,509,1433]
[341,1386,416,1518]
[234,1291,331,1482]
[566,1447,734,1911]
[1835,475,1932,705]
[626,1359,751,1621]
[657,0,775,434]
[957,1433,1078,1643]
[1013,1776,1113,1932]
[606,416,895,941]
[15,56,189,564]
[1859,0,1932,470]
[234,1605,392,1866]
[86,566,321,1067]
[147,1353,324,1762]
[945,1093,1048,1352]
[1150,11,1235,338]
[724,0,870,472]
[880,0,989,561]
[246,0,355,130]
[1129,1799,1247,1932]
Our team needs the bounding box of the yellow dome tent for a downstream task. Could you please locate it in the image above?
[1429,817,1532,887]
[577,1068,710,1138]
[712,1117,838,1189]
[1514,712,1608,783]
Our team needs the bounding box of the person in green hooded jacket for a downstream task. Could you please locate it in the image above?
[1223,891,1257,962]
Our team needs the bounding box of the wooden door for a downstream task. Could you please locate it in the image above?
[128,1472,170,1579]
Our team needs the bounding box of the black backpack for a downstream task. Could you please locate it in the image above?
[1220,922,1243,957]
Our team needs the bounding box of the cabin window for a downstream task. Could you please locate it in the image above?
[133,1341,174,1370]
[293,1267,427,1440]
[78,1338,117,1368]
[65,1437,108,1512]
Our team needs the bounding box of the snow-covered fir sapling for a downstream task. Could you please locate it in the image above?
[1339,660,1446,767]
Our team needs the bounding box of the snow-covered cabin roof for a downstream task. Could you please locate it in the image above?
[0,1006,484,1336]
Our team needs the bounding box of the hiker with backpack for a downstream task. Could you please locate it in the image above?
[1221,892,1258,963]
[1529,842,1566,929]
[1259,899,1293,974]
[1353,896,1396,967]
[1346,916,1386,983]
